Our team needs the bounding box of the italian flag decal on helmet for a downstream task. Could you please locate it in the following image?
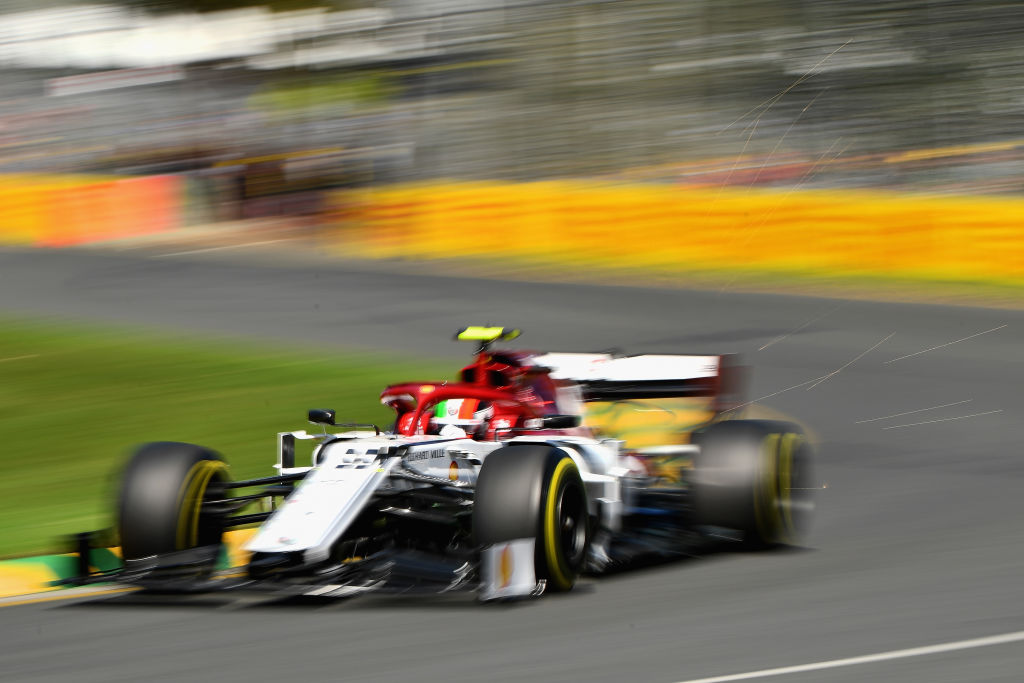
[433,398,482,425]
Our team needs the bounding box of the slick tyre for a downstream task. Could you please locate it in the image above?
[117,442,229,562]
[475,445,589,592]
[691,420,814,548]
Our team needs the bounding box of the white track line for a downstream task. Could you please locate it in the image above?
[674,630,1024,683]
[154,239,288,258]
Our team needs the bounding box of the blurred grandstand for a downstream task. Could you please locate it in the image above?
[0,0,1021,226]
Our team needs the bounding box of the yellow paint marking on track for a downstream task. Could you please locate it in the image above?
[0,528,255,602]
[0,585,137,609]
[0,564,61,599]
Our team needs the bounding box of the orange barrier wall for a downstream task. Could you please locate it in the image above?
[0,174,181,247]
[327,182,1024,283]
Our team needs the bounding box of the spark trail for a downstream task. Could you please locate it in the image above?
[807,332,894,390]
[885,325,1007,364]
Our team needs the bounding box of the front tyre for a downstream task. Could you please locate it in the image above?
[117,441,229,563]
[474,445,589,592]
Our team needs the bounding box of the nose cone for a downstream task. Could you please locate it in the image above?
[247,551,303,579]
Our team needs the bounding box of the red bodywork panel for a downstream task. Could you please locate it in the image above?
[380,349,571,439]
[398,383,541,437]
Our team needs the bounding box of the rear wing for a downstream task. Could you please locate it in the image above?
[528,352,746,411]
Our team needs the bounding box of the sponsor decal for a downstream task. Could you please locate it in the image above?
[448,461,459,481]
[499,545,513,589]
[406,448,448,461]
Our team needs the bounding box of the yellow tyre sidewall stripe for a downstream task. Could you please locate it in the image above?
[778,433,801,544]
[175,460,228,550]
[543,457,578,591]
[753,433,803,545]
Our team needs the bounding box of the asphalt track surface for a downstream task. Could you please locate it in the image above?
[2,247,1023,683]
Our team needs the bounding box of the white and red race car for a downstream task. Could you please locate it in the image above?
[73,327,815,601]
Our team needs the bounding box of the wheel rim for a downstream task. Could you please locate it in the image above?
[556,480,588,568]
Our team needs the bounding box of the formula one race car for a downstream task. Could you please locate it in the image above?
[70,327,815,601]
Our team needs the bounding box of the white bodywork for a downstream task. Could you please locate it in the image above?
[245,429,624,598]
[479,538,538,601]
[246,440,397,562]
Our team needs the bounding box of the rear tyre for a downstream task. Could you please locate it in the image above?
[691,420,814,548]
[475,445,589,592]
[117,442,229,563]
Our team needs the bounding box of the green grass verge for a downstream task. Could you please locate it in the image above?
[0,316,452,559]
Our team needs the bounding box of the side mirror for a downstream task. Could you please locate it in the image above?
[523,414,582,430]
[543,414,582,429]
[308,408,336,425]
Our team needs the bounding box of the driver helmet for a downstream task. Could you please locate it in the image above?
[431,398,492,437]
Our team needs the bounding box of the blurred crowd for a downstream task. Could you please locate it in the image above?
[0,0,1022,222]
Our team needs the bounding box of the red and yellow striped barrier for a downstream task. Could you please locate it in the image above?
[327,181,1024,283]
[0,174,181,247]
